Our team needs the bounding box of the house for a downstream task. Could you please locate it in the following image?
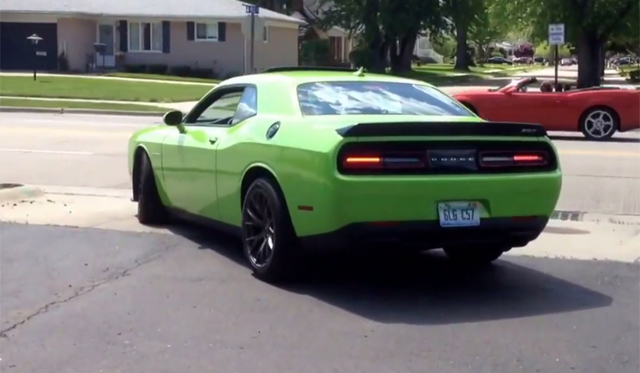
[0,0,305,75]
[289,0,355,63]
[413,34,444,64]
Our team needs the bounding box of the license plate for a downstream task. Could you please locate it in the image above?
[437,201,481,227]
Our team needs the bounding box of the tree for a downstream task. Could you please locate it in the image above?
[496,0,640,87]
[322,0,444,73]
[380,0,443,73]
[535,42,572,59]
[467,0,506,64]
[440,0,507,70]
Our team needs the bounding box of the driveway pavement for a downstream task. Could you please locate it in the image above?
[0,111,639,372]
[1,222,638,373]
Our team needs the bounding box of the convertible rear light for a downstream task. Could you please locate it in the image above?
[480,151,549,167]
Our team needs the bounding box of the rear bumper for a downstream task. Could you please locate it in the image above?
[287,172,562,237]
[299,216,549,252]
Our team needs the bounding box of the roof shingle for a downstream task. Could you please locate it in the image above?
[0,0,305,23]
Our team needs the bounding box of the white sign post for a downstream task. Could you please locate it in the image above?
[548,23,565,86]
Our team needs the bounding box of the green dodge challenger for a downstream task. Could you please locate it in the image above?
[128,67,562,282]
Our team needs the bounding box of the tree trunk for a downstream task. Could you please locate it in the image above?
[390,33,417,73]
[598,43,606,77]
[475,44,485,66]
[454,22,470,71]
[362,0,386,73]
[577,32,603,88]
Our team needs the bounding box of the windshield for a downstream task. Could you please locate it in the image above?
[296,81,473,116]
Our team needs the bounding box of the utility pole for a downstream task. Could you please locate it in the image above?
[244,4,260,73]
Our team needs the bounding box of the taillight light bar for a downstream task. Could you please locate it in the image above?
[479,151,549,167]
[342,153,426,169]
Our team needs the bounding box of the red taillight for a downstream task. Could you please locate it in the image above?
[341,153,426,171]
[480,151,548,167]
[513,154,544,163]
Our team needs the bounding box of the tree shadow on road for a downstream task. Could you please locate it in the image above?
[167,223,613,326]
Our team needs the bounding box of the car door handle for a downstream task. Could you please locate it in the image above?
[209,137,218,145]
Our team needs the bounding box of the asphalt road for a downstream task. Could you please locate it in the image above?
[1,108,639,372]
[1,222,638,373]
[1,112,638,215]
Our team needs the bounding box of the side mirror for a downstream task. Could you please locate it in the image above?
[163,110,183,126]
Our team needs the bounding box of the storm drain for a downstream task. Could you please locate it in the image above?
[550,210,585,222]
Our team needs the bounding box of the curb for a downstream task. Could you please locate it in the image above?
[551,210,640,226]
[0,106,165,117]
[0,185,45,203]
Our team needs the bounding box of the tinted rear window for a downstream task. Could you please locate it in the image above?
[297,81,473,116]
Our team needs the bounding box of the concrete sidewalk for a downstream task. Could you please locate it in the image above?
[1,185,639,263]
[0,95,168,107]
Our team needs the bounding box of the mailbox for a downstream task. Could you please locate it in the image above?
[93,43,107,70]
[93,43,106,54]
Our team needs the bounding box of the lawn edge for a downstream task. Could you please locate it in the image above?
[0,106,165,117]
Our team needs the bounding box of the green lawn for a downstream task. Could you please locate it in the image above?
[0,98,168,113]
[620,65,639,73]
[0,76,212,102]
[103,72,221,84]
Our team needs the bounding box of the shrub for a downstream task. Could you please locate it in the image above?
[191,67,215,78]
[123,64,147,73]
[300,39,331,66]
[147,64,168,74]
[169,65,192,76]
[57,52,69,71]
[348,47,372,69]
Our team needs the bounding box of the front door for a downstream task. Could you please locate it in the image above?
[508,93,565,129]
[161,85,257,219]
[97,23,115,68]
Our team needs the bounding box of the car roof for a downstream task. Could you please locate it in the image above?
[220,69,433,87]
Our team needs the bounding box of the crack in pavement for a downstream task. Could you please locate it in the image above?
[0,246,174,339]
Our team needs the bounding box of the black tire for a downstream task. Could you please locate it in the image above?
[242,178,300,283]
[579,107,619,141]
[443,245,507,266]
[136,153,169,225]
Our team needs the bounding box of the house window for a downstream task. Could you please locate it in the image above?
[196,22,219,41]
[263,26,269,43]
[129,22,162,52]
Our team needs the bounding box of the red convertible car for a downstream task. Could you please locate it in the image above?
[453,77,640,140]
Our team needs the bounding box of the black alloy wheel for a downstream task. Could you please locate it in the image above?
[241,178,299,282]
[243,186,277,268]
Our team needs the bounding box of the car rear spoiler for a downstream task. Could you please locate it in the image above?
[335,121,547,138]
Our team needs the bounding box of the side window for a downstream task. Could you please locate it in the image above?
[231,86,257,124]
[195,90,244,124]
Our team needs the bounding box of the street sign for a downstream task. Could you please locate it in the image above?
[548,23,565,45]
[244,4,260,14]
